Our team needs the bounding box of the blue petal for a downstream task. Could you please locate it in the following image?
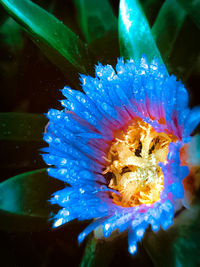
[183,106,200,137]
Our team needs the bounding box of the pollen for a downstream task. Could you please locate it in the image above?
[103,120,177,207]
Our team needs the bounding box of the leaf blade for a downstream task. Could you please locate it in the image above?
[0,17,22,48]
[143,201,200,267]
[118,0,164,64]
[176,0,200,30]
[0,168,63,231]
[0,0,91,73]
[152,0,186,63]
[167,17,200,81]
[74,0,117,43]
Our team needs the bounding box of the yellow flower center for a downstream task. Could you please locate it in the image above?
[103,120,176,207]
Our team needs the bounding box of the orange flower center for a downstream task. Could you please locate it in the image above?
[103,120,177,207]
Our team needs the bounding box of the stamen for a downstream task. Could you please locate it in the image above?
[103,120,177,207]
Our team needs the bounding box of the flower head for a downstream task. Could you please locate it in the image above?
[43,56,200,254]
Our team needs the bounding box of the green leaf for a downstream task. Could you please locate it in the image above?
[167,17,200,81]
[143,201,200,267]
[0,113,47,141]
[0,0,91,74]
[176,0,200,30]
[74,0,117,43]
[79,236,98,267]
[80,234,116,267]
[173,202,200,267]
[118,0,164,64]
[0,169,63,230]
[143,228,175,267]
[0,2,8,25]
[152,0,186,63]
[0,17,22,48]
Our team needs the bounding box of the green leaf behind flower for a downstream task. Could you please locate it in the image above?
[0,3,8,25]
[0,169,63,230]
[74,0,117,43]
[118,0,164,64]
[152,0,186,64]
[0,113,47,141]
[177,0,200,30]
[143,201,200,267]
[167,17,200,81]
[79,235,116,267]
[0,0,91,74]
[0,17,22,49]
[173,203,200,267]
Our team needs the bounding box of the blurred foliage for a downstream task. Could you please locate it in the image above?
[74,0,117,43]
[0,0,200,266]
[0,169,63,230]
[176,0,200,30]
[0,3,8,25]
[79,234,154,267]
[0,0,92,77]
[173,202,200,267]
[152,0,186,64]
[143,200,200,267]
[0,17,22,49]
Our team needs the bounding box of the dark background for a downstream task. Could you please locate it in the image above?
[0,0,200,266]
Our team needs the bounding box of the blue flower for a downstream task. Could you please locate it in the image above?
[43,56,200,255]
